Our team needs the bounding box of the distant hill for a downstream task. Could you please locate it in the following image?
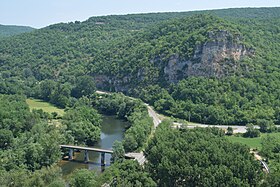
[0,24,35,38]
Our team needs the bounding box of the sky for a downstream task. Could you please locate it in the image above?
[1,0,279,28]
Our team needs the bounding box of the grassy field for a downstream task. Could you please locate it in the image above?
[26,98,65,116]
[226,132,280,149]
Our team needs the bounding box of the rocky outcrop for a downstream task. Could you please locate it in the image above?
[95,30,254,90]
[94,74,131,92]
[164,30,254,82]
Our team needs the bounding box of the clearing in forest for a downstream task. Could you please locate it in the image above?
[226,132,280,149]
[26,98,65,117]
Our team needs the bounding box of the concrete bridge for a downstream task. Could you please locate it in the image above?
[60,145,137,166]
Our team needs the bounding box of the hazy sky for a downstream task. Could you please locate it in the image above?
[1,0,279,28]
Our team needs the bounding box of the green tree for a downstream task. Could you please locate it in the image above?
[50,83,71,108]
[226,127,233,136]
[146,121,263,186]
[257,119,276,133]
[244,123,260,138]
[72,75,96,98]
[0,129,13,148]
[123,134,138,152]
[38,80,57,101]
[68,121,100,145]
[63,104,101,145]
[69,169,97,187]
[111,141,125,163]
[261,135,280,159]
[98,160,156,187]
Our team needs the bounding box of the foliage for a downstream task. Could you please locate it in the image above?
[0,94,36,136]
[1,7,280,185]
[226,132,280,149]
[94,93,153,151]
[0,165,65,187]
[243,123,260,138]
[260,134,280,185]
[0,94,70,185]
[145,121,264,186]
[226,127,233,136]
[69,169,97,187]
[71,75,96,98]
[0,129,13,149]
[257,119,276,133]
[97,160,156,187]
[0,9,280,126]
[260,135,280,160]
[111,141,125,163]
[261,172,280,187]
[34,80,71,108]
[63,101,101,145]
[26,98,65,117]
[0,24,34,38]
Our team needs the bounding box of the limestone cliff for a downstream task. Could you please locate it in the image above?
[163,30,254,82]
[94,30,254,91]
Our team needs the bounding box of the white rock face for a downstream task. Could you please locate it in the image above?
[94,30,254,90]
[163,30,254,82]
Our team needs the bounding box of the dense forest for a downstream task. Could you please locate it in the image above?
[1,7,280,186]
[1,97,278,186]
[0,8,280,125]
[146,121,264,186]
[0,24,34,38]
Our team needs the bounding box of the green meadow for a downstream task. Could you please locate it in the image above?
[26,98,65,117]
[226,132,280,149]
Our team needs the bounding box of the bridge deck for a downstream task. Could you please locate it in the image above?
[60,145,136,159]
[60,145,113,154]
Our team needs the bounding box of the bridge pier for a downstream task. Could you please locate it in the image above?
[60,145,114,166]
[101,152,105,166]
[69,148,73,160]
[84,150,89,163]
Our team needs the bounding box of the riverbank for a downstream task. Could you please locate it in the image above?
[59,115,128,176]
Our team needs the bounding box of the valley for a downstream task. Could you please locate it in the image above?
[1,6,280,186]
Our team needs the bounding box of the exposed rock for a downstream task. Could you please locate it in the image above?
[95,30,254,90]
[163,30,254,82]
[163,54,188,83]
[94,74,131,92]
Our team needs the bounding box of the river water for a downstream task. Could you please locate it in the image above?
[59,115,128,175]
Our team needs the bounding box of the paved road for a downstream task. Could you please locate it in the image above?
[96,90,275,177]
[146,104,162,128]
[125,152,146,165]
[175,123,280,133]
[96,90,161,128]
[96,90,271,134]
[96,90,155,165]
[96,90,110,95]
[177,123,249,133]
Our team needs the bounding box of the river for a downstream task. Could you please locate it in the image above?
[59,115,129,176]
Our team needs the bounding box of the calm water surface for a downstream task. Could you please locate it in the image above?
[59,115,128,175]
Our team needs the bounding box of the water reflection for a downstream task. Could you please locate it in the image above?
[59,115,128,175]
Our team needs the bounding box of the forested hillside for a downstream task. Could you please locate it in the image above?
[1,7,280,186]
[0,24,34,38]
[0,7,280,126]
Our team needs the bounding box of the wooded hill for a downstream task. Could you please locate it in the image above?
[0,24,34,38]
[0,7,280,125]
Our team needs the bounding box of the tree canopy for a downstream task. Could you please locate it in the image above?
[145,121,264,186]
[1,7,280,186]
